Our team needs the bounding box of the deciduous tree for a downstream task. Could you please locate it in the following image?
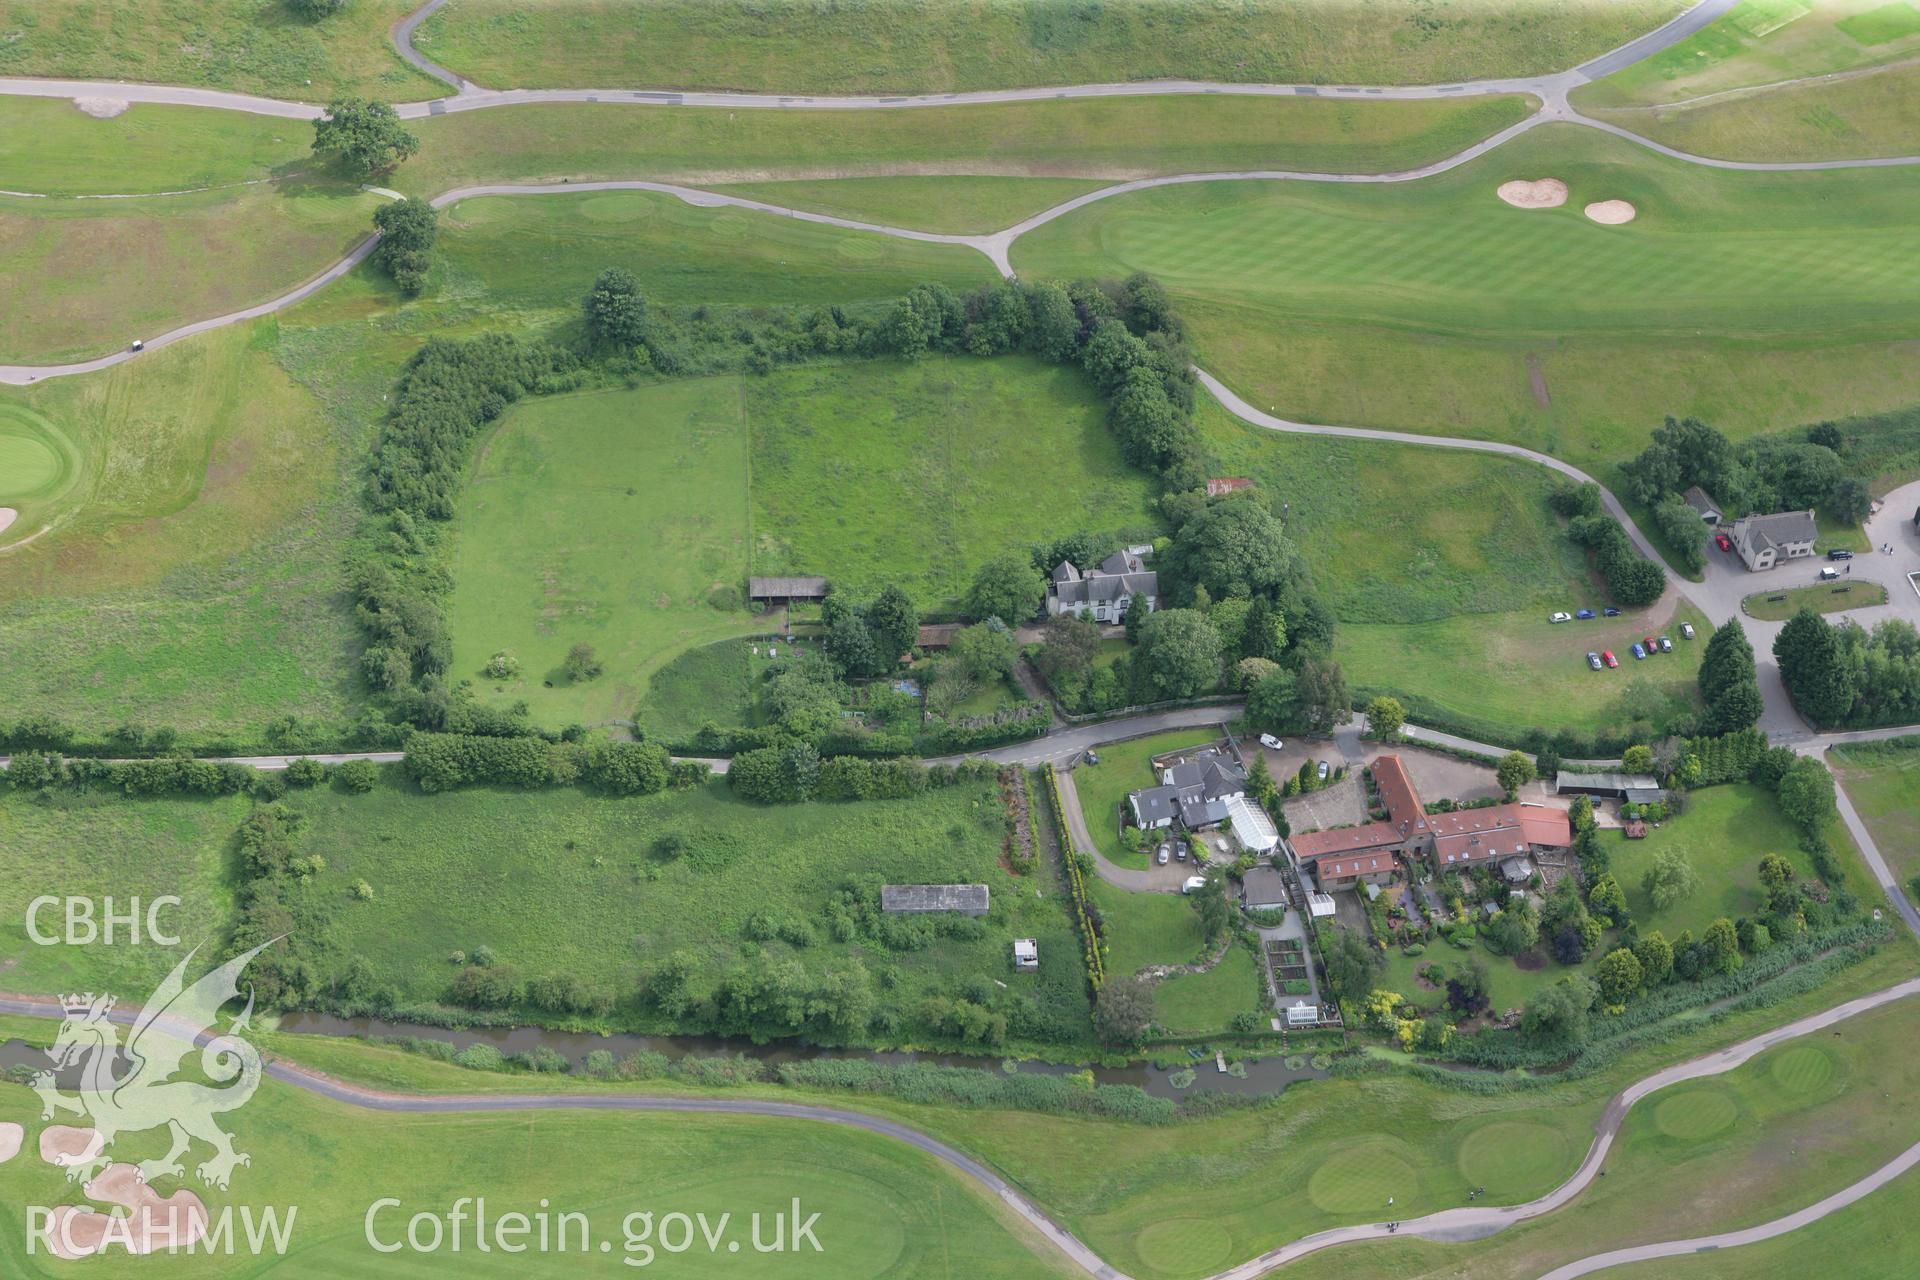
[313,97,419,175]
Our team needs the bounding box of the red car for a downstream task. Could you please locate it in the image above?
[1644,636,1658,655]
[1602,650,1619,669]
[1715,532,1733,552]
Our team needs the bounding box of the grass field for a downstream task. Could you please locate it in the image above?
[1014,125,1920,484]
[0,0,443,99]
[710,177,1109,235]
[1575,0,1920,108]
[746,356,1158,605]
[1151,944,1264,1035]
[1256,990,1920,1280]
[1584,60,1920,161]
[0,98,311,195]
[1069,730,1220,872]
[413,0,1678,92]
[0,1042,1079,1279]
[1742,579,1889,619]
[1831,737,1920,900]
[284,773,1090,1046]
[0,181,379,363]
[0,321,364,741]
[398,94,1536,195]
[448,382,760,725]
[433,189,993,316]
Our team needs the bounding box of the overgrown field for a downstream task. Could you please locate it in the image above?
[282,775,1092,1048]
[1013,125,1920,483]
[0,0,442,99]
[451,356,1156,722]
[413,0,1679,92]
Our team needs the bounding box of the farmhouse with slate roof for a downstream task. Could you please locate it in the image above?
[1727,509,1817,572]
[1046,549,1158,624]
[1129,749,1247,833]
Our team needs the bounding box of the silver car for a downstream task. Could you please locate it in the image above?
[1157,845,1170,866]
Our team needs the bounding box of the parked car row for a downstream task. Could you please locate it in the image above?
[1549,608,1622,623]
[1156,840,1193,866]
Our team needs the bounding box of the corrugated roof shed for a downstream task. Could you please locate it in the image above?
[880,884,989,916]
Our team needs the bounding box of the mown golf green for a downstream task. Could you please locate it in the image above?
[0,1052,1079,1279]
[0,404,82,539]
[0,322,364,742]
[3,0,443,99]
[1270,989,1920,1280]
[1013,125,1920,476]
[414,0,1677,92]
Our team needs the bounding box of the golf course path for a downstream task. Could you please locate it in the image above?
[4,976,1915,1280]
[1534,1140,1920,1279]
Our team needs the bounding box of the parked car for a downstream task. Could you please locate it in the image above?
[1680,622,1696,639]
[1587,652,1602,671]
[1084,750,1099,766]
[1604,607,1622,617]
[1643,635,1658,654]
[1157,845,1170,866]
[1316,760,1331,782]
[1828,549,1854,560]
[1715,532,1733,552]
[129,339,145,352]
[1820,567,1841,580]
[1632,642,1647,660]
[1576,609,1596,620]
[1603,650,1619,668]
[1658,635,1673,653]
[1182,875,1209,894]
[1549,611,1573,624]
[1259,734,1284,750]
[1175,844,1188,862]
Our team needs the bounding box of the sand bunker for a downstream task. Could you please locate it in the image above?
[0,1122,21,1163]
[1496,178,1568,209]
[73,97,130,119]
[0,508,18,535]
[41,1125,105,1168]
[1584,199,1638,225]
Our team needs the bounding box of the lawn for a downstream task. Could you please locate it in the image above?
[1831,737,1920,901]
[1087,879,1210,982]
[448,382,760,725]
[1152,943,1265,1035]
[0,1043,1079,1280]
[0,790,248,995]
[0,181,380,363]
[1742,579,1889,620]
[710,177,1110,235]
[0,98,311,196]
[398,94,1536,197]
[283,774,1092,1048]
[1013,124,1920,486]
[0,0,443,99]
[1611,783,1866,939]
[1070,729,1221,872]
[0,321,365,743]
[414,0,1678,92]
[630,635,761,745]
[745,356,1160,606]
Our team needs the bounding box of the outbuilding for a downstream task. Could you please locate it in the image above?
[1241,866,1290,912]
[881,884,989,916]
[1012,938,1038,971]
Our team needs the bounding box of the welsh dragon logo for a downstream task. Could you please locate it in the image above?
[31,941,273,1191]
